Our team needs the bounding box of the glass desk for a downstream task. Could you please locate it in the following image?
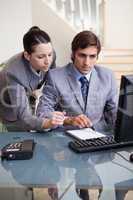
[0,129,133,200]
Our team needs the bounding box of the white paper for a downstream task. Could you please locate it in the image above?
[66,128,105,140]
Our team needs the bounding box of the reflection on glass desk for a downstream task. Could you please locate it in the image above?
[0,129,133,200]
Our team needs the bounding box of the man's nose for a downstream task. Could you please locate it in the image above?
[84,56,90,65]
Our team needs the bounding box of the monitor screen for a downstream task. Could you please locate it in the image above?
[115,74,133,142]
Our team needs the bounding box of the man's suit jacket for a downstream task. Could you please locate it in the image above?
[37,63,118,131]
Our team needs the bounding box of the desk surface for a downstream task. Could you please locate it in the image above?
[0,130,133,194]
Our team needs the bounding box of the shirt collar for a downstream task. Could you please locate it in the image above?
[72,64,92,82]
[84,71,92,82]
[29,64,42,77]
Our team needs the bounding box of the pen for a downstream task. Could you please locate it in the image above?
[90,126,95,130]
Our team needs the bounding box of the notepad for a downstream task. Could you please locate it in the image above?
[66,128,105,140]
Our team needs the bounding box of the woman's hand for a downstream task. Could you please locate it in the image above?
[42,111,65,129]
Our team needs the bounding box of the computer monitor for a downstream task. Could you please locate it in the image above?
[115,74,133,142]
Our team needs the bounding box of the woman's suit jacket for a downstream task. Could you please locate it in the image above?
[0,52,56,131]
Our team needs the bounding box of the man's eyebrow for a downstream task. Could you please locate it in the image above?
[78,52,88,56]
[78,53,97,56]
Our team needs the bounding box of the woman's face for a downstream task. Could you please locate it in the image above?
[25,43,53,72]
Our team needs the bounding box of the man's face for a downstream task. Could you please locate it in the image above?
[26,43,53,72]
[73,46,98,74]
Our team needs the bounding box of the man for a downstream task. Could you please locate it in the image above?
[37,30,118,132]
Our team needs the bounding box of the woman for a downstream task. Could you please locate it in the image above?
[0,26,64,131]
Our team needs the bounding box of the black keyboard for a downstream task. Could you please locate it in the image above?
[68,136,133,153]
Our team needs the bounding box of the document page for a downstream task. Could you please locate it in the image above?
[66,128,105,140]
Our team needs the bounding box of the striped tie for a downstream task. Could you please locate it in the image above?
[79,76,89,105]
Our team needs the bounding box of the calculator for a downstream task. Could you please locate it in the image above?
[1,139,35,160]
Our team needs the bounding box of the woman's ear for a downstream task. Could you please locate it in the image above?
[23,51,31,61]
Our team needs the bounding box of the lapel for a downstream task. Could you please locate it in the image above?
[66,64,85,111]
[85,67,100,114]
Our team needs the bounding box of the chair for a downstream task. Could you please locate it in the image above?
[0,119,8,132]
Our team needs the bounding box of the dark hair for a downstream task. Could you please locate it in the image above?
[71,30,101,55]
[23,26,51,54]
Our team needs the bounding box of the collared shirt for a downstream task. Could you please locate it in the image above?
[28,64,46,90]
[29,64,42,77]
[72,64,92,84]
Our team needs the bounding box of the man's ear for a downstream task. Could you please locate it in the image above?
[23,51,31,61]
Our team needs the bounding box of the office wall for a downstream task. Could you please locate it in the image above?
[104,0,133,49]
[0,0,133,65]
[0,0,32,63]
[32,0,76,66]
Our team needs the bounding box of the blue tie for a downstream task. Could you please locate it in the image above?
[79,76,89,105]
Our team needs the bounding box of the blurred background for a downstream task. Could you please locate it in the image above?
[0,0,133,84]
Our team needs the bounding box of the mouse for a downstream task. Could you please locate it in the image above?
[129,153,133,162]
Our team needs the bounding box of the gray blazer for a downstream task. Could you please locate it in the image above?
[37,63,118,131]
[0,53,56,131]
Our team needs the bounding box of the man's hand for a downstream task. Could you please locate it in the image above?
[42,111,65,129]
[64,114,92,128]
